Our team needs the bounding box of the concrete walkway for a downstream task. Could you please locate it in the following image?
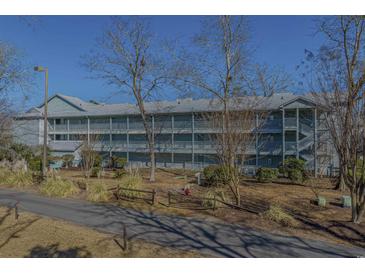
[0,188,364,258]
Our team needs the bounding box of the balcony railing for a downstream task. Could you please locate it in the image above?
[111,141,128,147]
[112,123,127,130]
[285,141,296,151]
[53,124,67,132]
[257,141,282,152]
[261,119,282,129]
[194,120,211,130]
[90,123,110,131]
[69,123,87,132]
[285,118,297,127]
[173,141,192,149]
[174,120,192,129]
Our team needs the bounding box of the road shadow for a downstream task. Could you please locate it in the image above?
[87,203,364,257]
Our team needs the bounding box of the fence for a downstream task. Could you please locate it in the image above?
[109,186,156,205]
[167,191,217,210]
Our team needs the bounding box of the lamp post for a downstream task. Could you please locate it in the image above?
[34,66,49,178]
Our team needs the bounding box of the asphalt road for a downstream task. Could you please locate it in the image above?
[0,188,364,258]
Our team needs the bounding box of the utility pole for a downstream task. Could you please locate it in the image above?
[34,66,49,178]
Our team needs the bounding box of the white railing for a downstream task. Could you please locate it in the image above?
[69,123,87,132]
[173,141,192,149]
[174,120,192,129]
[90,123,110,131]
[285,118,297,127]
[53,124,67,132]
[285,141,296,151]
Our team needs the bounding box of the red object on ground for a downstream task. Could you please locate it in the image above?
[184,188,191,196]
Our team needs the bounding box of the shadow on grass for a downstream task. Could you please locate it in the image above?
[26,243,91,258]
[289,209,365,249]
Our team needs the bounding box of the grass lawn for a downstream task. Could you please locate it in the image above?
[0,206,205,258]
[1,167,364,251]
[57,168,365,249]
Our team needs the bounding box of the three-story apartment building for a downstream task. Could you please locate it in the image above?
[13,92,338,175]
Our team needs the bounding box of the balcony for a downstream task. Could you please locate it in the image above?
[260,119,282,130]
[174,120,192,130]
[53,124,67,132]
[90,123,110,132]
[284,118,297,128]
[194,120,211,130]
[285,141,296,152]
[173,141,192,149]
[69,123,87,132]
[257,141,282,153]
[194,141,216,150]
[129,141,148,149]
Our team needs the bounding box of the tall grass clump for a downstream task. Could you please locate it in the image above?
[0,168,33,188]
[86,181,110,202]
[263,204,298,227]
[117,169,143,199]
[202,190,216,208]
[40,177,79,198]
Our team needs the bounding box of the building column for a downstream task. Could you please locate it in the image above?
[66,119,69,141]
[255,113,259,168]
[192,112,195,169]
[314,108,318,177]
[87,117,90,145]
[109,116,112,148]
[171,115,174,164]
[152,115,155,167]
[54,119,56,141]
[282,108,285,162]
[296,108,299,159]
[126,116,129,162]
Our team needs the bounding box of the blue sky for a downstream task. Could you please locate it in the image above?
[0,16,324,109]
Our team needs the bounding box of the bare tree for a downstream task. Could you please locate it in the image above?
[309,16,365,223]
[205,99,263,205]
[0,41,31,145]
[83,17,167,182]
[80,134,101,178]
[171,16,272,206]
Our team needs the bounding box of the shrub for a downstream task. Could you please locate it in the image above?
[203,165,217,184]
[87,181,110,202]
[203,165,233,186]
[279,158,308,182]
[117,171,143,199]
[94,154,102,168]
[28,156,42,172]
[256,168,279,183]
[40,177,79,198]
[113,169,126,178]
[91,166,102,178]
[263,205,298,227]
[111,156,127,169]
[288,169,303,182]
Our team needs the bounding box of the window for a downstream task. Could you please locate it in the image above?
[55,134,68,141]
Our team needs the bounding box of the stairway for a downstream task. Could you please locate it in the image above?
[298,117,315,169]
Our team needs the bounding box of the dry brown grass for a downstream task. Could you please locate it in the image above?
[3,168,365,249]
[0,206,205,258]
[262,205,298,227]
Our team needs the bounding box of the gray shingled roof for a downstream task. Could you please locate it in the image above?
[17,92,316,119]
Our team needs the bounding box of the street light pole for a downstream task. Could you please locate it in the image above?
[34,66,49,178]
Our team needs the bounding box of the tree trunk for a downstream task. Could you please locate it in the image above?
[335,169,346,191]
[149,146,156,182]
[350,190,364,224]
[235,184,241,206]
